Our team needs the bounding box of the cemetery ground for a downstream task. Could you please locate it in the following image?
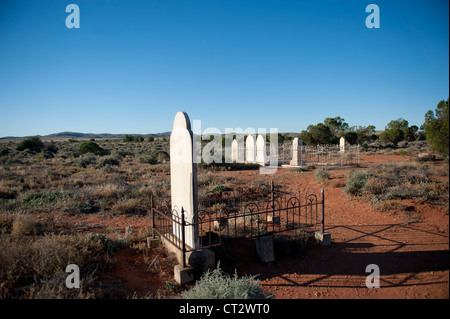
[0,138,448,299]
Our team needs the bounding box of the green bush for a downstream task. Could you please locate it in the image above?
[22,190,70,208]
[182,263,269,299]
[78,141,105,155]
[16,136,44,152]
[210,185,232,193]
[314,168,330,183]
[343,171,372,197]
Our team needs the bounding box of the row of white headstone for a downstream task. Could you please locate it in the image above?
[231,135,306,166]
[232,136,347,166]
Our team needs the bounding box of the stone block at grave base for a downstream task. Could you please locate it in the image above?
[314,231,331,246]
[255,235,275,264]
[174,264,194,285]
[161,234,215,274]
[187,248,216,274]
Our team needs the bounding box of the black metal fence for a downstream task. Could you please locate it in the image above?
[151,181,325,266]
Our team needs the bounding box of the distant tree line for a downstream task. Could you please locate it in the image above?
[123,134,154,142]
[298,116,378,146]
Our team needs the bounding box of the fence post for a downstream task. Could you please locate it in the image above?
[151,193,156,239]
[181,207,187,268]
[321,188,325,233]
[271,180,275,228]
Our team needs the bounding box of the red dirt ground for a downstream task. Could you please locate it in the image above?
[64,154,449,299]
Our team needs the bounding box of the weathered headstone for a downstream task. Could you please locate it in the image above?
[339,137,346,153]
[289,137,303,166]
[245,135,256,163]
[170,111,199,249]
[255,134,267,165]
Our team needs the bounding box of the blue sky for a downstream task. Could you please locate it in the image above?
[0,0,448,137]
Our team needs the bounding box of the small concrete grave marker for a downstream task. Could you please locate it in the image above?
[289,137,303,166]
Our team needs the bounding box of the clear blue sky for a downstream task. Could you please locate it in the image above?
[0,0,448,137]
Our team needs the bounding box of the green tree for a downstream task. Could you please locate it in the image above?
[423,98,449,157]
[123,134,135,142]
[299,123,335,145]
[344,131,358,145]
[349,125,376,144]
[403,125,419,142]
[16,136,44,152]
[379,118,409,145]
[324,116,349,138]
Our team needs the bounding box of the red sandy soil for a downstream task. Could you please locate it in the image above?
[62,154,449,299]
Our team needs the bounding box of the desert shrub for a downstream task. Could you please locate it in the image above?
[0,234,106,298]
[78,141,105,156]
[314,168,330,183]
[138,154,157,164]
[0,212,14,233]
[0,148,10,157]
[111,198,146,215]
[343,171,372,197]
[11,214,38,236]
[152,150,169,163]
[372,200,412,213]
[210,185,232,193]
[16,136,44,152]
[85,233,129,255]
[363,177,384,196]
[182,263,269,299]
[76,154,97,168]
[97,157,120,168]
[44,142,58,155]
[22,190,70,208]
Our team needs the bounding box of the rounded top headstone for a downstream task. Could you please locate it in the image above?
[173,111,191,131]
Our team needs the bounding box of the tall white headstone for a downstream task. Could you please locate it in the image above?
[231,138,245,163]
[256,134,267,165]
[340,137,346,153]
[246,135,256,163]
[290,137,303,166]
[170,111,199,249]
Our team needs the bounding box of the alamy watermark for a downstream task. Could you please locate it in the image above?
[365,4,380,29]
[65,4,80,29]
[65,264,80,289]
[365,264,380,288]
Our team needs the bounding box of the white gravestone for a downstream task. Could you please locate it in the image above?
[245,135,256,163]
[256,134,267,165]
[290,137,303,166]
[231,138,245,163]
[340,137,346,153]
[170,111,199,249]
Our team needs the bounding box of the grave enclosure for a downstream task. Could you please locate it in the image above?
[152,112,335,284]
